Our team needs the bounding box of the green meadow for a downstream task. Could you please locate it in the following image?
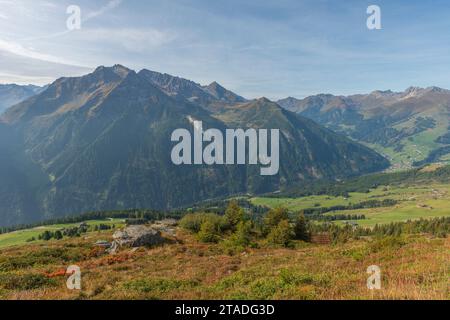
[0,219,125,249]
[251,183,450,227]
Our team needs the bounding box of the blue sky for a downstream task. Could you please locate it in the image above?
[1,0,450,99]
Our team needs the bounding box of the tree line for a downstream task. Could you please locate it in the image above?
[180,200,449,250]
[0,209,182,235]
[180,200,310,251]
[271,164,450,198]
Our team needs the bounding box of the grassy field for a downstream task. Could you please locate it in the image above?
[251,183,450,227]
[0,219,125,249]
[0,229,447,300]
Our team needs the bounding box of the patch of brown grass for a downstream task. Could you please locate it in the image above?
[0,230,448,300]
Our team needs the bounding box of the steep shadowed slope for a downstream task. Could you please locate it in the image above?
[215,98,388,191]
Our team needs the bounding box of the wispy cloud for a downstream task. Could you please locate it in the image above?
[2,0,450,97]
[0,38,89,67]
[17,0,124,42]
[0,72,55,85]
[84,0,123,21]
[79,28,176,52]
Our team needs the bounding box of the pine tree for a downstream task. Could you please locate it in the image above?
[264,207,289,234]
[266,219,294,247]
[225,200,245,229]
[294,211,310,241]
[41,230,53,241]
[54,230,63,240]
[231,221,253,247]
[197,221,220,243]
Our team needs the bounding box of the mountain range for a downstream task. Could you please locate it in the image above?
[277,87,450,170]
[0,65,387,226]
[0,84,44,115]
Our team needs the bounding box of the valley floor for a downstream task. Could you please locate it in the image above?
[0,230,448,300]
[251,182,450,227]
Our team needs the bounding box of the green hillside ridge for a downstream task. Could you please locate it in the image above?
[278,87,450,170]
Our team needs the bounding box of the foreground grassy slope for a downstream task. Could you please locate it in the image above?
[251,183,450,227]
[0,230,447,300]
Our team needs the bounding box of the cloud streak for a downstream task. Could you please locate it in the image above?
[85,0,123,21]
[78,27,176,52]
[0,38,90,68]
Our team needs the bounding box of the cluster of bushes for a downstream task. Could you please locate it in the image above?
[186,197,270,219]
[35,226,86,241]
[372,217,449,238]
[0,209,181,235]
[36,230,64,241]
[181,200,449,250]
[180,201,310,250]
[311,217,449,243]
[0,273,57,291]
[93,223,114,231]
[31,222,112,242]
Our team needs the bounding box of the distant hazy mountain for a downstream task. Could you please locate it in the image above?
[0,84,44,114]
[0,65,387,226]
[278,87,450,169]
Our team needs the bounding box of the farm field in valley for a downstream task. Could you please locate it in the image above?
[251,183,450,227]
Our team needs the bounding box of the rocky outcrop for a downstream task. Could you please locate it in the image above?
[150,219,177,236]
[112,225,166,248]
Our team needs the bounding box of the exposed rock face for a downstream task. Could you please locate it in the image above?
[112,225,166,247]
[150,219,178,236]
[94,240,111,248]
[156,219,178,227]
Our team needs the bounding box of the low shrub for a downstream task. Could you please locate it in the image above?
[179,213,229,234]
[266,220,295,248]
[0,273,58,290]
[123,278,199,293]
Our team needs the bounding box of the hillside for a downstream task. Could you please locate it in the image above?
[0,178,447,300]
[0,84,43,115]
[0,220,447,300]
[278,87,450,170]
[0,65,388,227]
[214,98,388,184]
[252,181,450,227]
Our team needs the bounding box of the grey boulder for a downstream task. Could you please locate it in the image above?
[112,225,166,247]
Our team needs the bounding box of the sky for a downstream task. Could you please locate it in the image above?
[1,0,450,99]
